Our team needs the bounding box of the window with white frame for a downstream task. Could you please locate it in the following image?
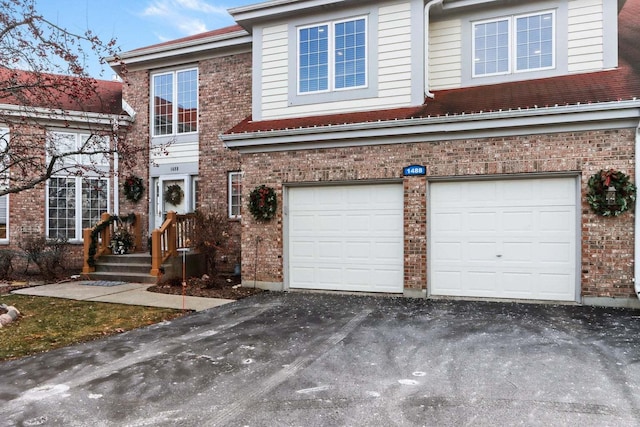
[152,68,198,136]
[473,10,554,77]
[298,17,367,94]
[47,131,109,169]
[46,130,110,240]
[228,172,242,219]
[48,176,108,240]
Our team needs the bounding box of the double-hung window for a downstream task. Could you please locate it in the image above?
[152,68,198,136]
[473,10,554,77]
[46,131,110,240]
[229,172,242,219]
[228,172,242,219]
[298,17,367,94]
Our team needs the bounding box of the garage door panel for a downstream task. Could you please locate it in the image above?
[467,271,499,292]
[502,241,533,261]
[432,212,462,233]
[289,184,403,293]
[345,241,370,260]
[290,214,315,232]
[540,210,572,231]
[537,273,574,298]
[346,215,370,232]
[434,271,462,292]
[290,240,315,258]
[318,241,342,260]
[433,241,462,261]
[503,273,533,295]
[468,212,498,232]
[467,242,499,261]
[431,177,577,302]
[503,211,534,231]
[539,242,571,263]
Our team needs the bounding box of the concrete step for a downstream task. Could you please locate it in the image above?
[98,253,152,263]
[87,271,158,285]
[95,262,152,274]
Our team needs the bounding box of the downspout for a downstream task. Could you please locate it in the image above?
[635,119,640,299]
[424,0,444,99]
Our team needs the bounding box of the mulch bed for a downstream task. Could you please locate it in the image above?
[147,273,264,300]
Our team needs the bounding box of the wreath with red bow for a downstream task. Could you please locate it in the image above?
[248,185,277,221]
[586,169,636,217]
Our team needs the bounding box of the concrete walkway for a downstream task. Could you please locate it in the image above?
[11,280,233,311]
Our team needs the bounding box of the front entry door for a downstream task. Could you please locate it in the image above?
[154,176,189,229]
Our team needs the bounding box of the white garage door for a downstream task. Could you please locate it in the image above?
[430,177,577,301]
[288,184,403,293]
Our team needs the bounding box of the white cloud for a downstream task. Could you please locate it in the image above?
[140,0,232,39]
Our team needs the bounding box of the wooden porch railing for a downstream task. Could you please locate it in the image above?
[150,211,196,277]
[82,212,142,274]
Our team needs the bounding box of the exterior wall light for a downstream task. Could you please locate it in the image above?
[606,186,617,206]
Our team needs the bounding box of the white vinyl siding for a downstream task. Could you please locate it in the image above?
[567,0,603,72]
[261,24,289,113]
[429,19,462,90]
[150,142,198,166]
[378,2,412,101]
[259,0,414,120]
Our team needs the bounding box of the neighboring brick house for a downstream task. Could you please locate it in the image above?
[111,26,252,266]
[0,69,127,269]
[218,0,640,307]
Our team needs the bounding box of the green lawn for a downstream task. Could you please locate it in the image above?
[0,294,185,361]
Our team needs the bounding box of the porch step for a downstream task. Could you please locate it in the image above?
[88,253,158,285]
[86,271,158,285]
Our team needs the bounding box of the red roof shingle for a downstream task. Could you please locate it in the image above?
[0,68,123,115]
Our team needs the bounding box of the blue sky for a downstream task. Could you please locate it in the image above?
[36,0,257,78]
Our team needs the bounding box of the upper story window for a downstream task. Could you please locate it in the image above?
[473,11,554,77]
[298,17,367,94]
[47,131,109,169]
[152,68,198,137]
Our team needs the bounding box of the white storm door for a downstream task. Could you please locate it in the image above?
[430,177,577,301]
[154,175,189,229]
[288,184,404,293]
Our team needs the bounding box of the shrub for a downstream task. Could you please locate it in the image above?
[192,210,230,276]
[19,235,69,280]
[0,249,14,280]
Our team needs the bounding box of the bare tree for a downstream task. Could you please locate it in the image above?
[0,0,134,196]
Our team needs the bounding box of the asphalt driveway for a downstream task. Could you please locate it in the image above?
[2,292,640,426]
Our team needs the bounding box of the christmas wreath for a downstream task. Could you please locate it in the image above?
[123,175,144,203]
[586,169,636,217]
[248,185,277,221]
[164,184,184,205]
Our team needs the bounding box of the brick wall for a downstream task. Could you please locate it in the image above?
[120,69,151,239]
[120,52,252,268]
[198,52,252,267]
[240,128,636,298]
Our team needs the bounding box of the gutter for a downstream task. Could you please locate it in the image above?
[424,0,444,99]
[222,100,640,149]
